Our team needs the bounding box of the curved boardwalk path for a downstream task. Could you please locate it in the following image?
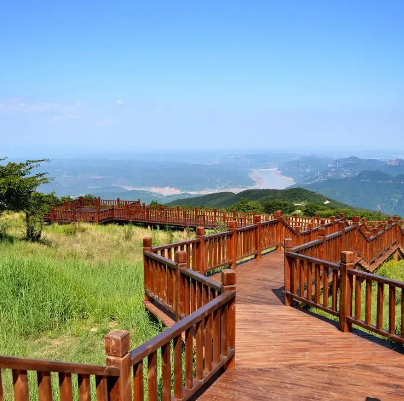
[197,251,404,401]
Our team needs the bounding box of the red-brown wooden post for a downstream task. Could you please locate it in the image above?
[117,198,120,208]
[353,215,359,251]
[221,269,236,370]
[229,221,238,269]
[318,227,326,260]
[195,206,198,226]
[254,215,261,258]
[105,330,132,401]
[143,237,152,301]
[394,216,399,242]
[274,210,283,251]
[145,204,150,223]
[284,238,294,306]
[331,216,336,233]
[78,196,82,208]
[339,251,355,333]
[213,208,217,225]
[196,227,206,274]
[175,251,187,321]
[308,223,313,241]
[338,221,346,254]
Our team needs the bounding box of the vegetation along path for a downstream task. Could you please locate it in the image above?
[198,252,404,401]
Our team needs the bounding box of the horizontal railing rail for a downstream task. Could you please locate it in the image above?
[0,346,124,401]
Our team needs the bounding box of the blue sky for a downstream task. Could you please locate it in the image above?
[0,1,403,156]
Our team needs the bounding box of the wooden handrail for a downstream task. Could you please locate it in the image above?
[0,355,120,376]
[130,291,235,365]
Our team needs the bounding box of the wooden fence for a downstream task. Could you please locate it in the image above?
[284,216,404,344]
[147,218,280,276]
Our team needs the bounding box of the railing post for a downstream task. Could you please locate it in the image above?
[175,251,187,321]
[143,237,152,301]
[330,216,336,233]
[353,216,359,251]
[275,210,283,251]
[196,227,206,274]
[221,269,236,370]
[145,204,150,223]
[318,227,326,260]
[117,197,120,208]
[229,221,238,269]
[284,238,294,306]
[338,251,354,333]
[308,223,313,241]
[394,216,399,241]
[104,330,131,401]
[338,221,345,253]
[254,215,261,258]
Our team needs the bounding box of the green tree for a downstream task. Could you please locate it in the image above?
[263,199,293,215]
[0,158,53,241]
[301,203,326,217]
[230,199,264,213]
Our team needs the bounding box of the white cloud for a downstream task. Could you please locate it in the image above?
[116,99,124,105]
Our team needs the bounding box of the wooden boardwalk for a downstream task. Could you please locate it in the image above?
[197,252,404,401]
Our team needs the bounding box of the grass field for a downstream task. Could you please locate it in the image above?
[0,212,193,365]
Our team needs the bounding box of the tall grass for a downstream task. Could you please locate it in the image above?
[0,213,193,364]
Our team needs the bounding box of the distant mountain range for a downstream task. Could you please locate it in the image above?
[280,156,404,185]
[297,170,404,216]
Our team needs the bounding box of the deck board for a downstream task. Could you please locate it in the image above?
[197,251,404,400]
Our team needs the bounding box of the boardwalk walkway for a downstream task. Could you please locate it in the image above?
[197,252,404,401]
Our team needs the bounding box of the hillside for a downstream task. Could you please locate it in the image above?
[298,170,404,216]
[167,188,351,209]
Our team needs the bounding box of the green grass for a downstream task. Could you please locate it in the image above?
[0,212,194,364]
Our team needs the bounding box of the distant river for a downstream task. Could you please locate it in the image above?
[249,169,295,190]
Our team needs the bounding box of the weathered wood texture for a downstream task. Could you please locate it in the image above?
[197,252,404,401]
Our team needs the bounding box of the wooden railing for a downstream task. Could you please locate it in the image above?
[147,218,280,277]
[0,344,121,401]
[130,277,235,400]
[284,214,404,345]
[45,197,277,228]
